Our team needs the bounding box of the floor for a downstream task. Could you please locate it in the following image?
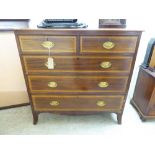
[0,99,155,135]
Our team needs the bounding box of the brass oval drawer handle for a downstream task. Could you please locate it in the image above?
[100,61,112,69]
[48,82,57,88]
[103,41,115,50]
[41,41,55,49]
[96,101,106,107]
[49,101,60,106]
[98,82,109,88]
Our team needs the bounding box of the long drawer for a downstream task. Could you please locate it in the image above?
[23,56,133,73]
[32,95,124,112]
[80,36,138,53]
[19,35,76,53]
[28,76,128,93]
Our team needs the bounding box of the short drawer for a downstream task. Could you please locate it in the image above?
[28,76,128,93]
[18,35,76,53]
[80,36,138,53]
[32,95,124,112]
[23,56,132,73]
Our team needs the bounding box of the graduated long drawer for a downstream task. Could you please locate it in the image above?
[28,76,128,93]
[23,56,133,73]
[32,95,124,112]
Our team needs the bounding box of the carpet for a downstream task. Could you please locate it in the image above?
[0,100,155,135]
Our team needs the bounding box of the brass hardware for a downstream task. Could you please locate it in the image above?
[100,61,112,68]
[42,41,55,69]
[96,101,106,107]
[103,41,115,49]
[98,82,109,88]
[49,101,60,106]
[41,41,55,49]
[48,82,57,88]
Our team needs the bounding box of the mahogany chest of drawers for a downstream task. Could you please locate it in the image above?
[15,29,142,124]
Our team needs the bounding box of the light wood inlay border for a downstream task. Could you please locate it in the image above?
[80,36,138,53]
[28,76,128,93]
[32,95,124,111]
[23,55,133,73]
[19,35,76,53]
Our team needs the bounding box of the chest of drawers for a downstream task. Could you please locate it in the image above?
[15,29,142,124]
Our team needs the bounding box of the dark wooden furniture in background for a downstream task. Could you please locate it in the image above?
[141,39,155,71]
[15,29,142,124]
[131,67,155,121]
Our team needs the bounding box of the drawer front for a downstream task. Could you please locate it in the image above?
[23,56,132,73]
[32,95,124,111]
[80,36,138,53]
[28,76,128,93]
[19,35,76,53]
